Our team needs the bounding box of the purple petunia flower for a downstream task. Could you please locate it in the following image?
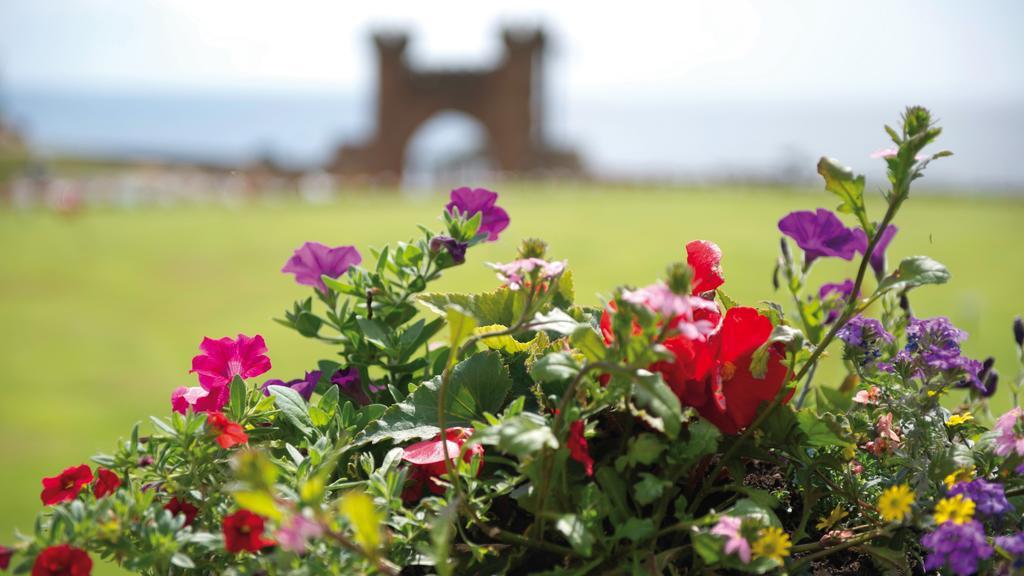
[948,479,1013,518]
[331,367,371,405]
[262,370,321,402]
[282,242,362,293]
[852,225,898,278]
[429,235,468,265]
[446,187,510,242]
[778,209,862,265]
[921,520,993,576]
[819,279,857,324]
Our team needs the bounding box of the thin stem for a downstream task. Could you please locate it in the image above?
[789,527,892,572]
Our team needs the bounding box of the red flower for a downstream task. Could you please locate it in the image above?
[401,428,484,501]
[206,412,248,449]
[685,240,725,294]
[222,510,274,554]
[92,468,120,499]
[189,334,271,390]
[40,465,94,506]
[165,497,200,527]
[662,306,793,435]
[31,544,92,576]
[0,545,13,570]
[567,420,594,477]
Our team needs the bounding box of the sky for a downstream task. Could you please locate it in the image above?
[2,0,1023,103]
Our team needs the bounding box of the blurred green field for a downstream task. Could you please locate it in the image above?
[1,184,1022,571]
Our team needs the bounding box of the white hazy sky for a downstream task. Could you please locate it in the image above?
[2,0,1023,102]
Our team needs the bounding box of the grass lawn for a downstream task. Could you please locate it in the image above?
[1,184,1022,572]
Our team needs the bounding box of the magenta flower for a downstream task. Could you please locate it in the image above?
[262,370,321,402]
[778,209,862,264]
[488,258,566,291]
[282,242,362,293]
[710,515,751,563]
[445,187,510,242]
[171,385,229,414]
[190,334,272,390]
[853,225,898,277]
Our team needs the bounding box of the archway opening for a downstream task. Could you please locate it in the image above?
[402,110,495,191]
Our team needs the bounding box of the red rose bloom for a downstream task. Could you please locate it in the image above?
[662,306,792,435]
[92,468,121,499]
[401,427,484,501]
[0,545,13,570]
[40,465,94,506]
[206,412,248,449]
[31,544,92,576]
[567,420,594,477]
[222,510,274,554]
[165,497,200,527]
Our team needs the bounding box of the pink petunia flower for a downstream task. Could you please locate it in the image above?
[710,515,751,563]
[171,385,230,414]
[189,334,271,390]
[994,407,1024,458]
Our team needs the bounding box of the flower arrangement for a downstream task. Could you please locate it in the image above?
[3,107,1024,575]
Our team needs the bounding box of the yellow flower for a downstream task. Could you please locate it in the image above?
[752,527,792,564]
[943,466,976,490]
[815,505,849,531]
[934,494,975,525]
[877,484,914,522]
[946,413,974,427]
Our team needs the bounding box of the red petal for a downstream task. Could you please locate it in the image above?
[686,240,725,294]
[716,307,772,364]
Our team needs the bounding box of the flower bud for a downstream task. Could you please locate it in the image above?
[779,237,791,263]
[1014,316,1024,348]
[517,238,548,259]
[899,293,912,316]
[978,356,995,382]
[665,262,692,295]
[771,263,780,291]
[982,370,999,398]
[904,106,933,137]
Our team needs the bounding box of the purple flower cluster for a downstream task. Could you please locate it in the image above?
[894,317,986,393]
[947,480,1013,518]
[921,520,993,576]
[996,532,1024,567]
[837,315,894,366]
[262,371,321,402]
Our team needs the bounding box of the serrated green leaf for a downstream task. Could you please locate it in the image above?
[532,308,581,335]
[530,352,580,384]
[470,412,558,457]
[447,305,478,351]
[631,370,683,438]
[570,326,606,362]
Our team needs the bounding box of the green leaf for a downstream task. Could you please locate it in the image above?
[554,514,594,557]
[295,311,322,337]
[475,324,538,354]
[817,157,870,232]
[356,317,391,350]
[750,325,805,378]
[532,308,581,335]
[633,473,671,505]
[614,518,655,542]
[355,351,512,445]
[669,419,720,466]
[797,409,853,448]
[228,376,247,421]
[267,385,314,437]
[233,490,282,521]
[470,412,558,458]
[631,370,683,438]
[570,326,606,362]
[874,256,951,295]
[170,553,195,569]
[530,352,581,384]
[419,288,517,327]
[447,305,478,351]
